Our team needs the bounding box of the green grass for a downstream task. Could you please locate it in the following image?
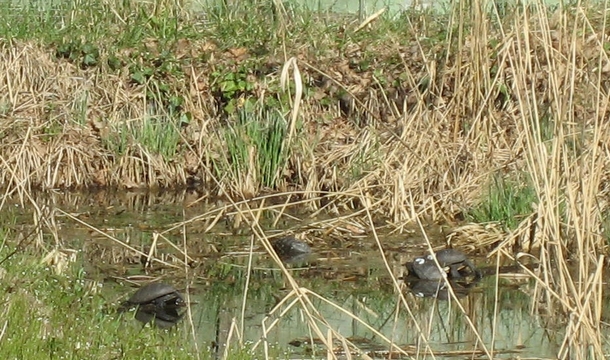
[467,173,538,229]
[134,116,183,161]
[0,0,189,43]
[0,254,195,358]
[218,107,289,189]
[101,114,183,160]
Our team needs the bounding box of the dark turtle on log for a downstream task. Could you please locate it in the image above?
[407,256,448,280]
[432,249,480,278]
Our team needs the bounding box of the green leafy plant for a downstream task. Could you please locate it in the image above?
[55,40,100,68]
[211,68,256,114]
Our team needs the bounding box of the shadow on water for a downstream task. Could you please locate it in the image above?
[1,190,570,358]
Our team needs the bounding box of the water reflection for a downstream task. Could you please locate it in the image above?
[0,191,564,357]
[405,279,476,300]
[182,255,558,358]
[134,306,185,329]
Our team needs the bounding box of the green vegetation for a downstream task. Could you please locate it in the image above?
[217,108,288,190]
[468,173,537,229]
[0,251,203,359]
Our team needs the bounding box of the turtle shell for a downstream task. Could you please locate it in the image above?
[410,257,447,280]
[127,283,184,307]
[430,249,479,278]
[271,236,311,258]
[430,249,468,266]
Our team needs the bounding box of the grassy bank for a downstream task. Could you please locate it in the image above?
[1,0,610,358]
[0,249,205,358]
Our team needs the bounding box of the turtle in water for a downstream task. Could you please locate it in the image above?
[120,283,186,328]
[432,249,480,279]
[406,249,480,280]
[271,236,312,262]
[407,256,448,280]
[121,283,185,311]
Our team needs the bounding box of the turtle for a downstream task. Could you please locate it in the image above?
[271,236,312,260]
[408,256,449,280]
[431,249,480,279]
[406,249,480,280]
[122,283,185,311]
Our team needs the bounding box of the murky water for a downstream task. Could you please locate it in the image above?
[182,260,561,358]
[3,191,568,358]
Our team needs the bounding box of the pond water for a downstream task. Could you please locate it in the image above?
[193,0,408,15]
[181,257,560,359]
[190,0,437,16]
[2,190,570,358]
